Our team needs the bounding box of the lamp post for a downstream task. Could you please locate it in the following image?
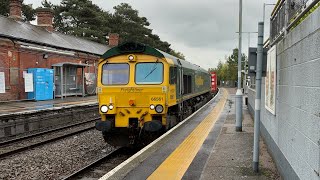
[235,0,243,132]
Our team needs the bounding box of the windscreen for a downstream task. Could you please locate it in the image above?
[135,62,163,84]
[102,63,129,85]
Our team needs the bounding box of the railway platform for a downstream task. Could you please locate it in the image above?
[102,88,280,179]
[0,95,97,116]
[0,96,98,139]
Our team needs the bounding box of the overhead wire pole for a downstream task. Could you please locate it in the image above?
[235,0,243,132]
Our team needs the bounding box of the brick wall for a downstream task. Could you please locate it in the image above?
[0,39,100,101]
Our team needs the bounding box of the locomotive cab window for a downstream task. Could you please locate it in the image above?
[169,67,177,84]
[135,62,163,84]
[102,63,129,85]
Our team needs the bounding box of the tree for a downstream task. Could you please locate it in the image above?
[0,0,36,21]
[52,0,111,43]
[210,48,247,82]
[109,3,185,59]
[225,48,247,81]
[109,3,151,43]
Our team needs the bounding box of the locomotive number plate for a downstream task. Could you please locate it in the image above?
[150,97,164,102]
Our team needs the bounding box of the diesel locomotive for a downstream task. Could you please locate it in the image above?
[95,42,212,146]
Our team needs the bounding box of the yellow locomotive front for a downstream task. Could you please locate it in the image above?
[96,43,176,146]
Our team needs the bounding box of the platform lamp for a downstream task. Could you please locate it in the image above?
[235,0,243,132]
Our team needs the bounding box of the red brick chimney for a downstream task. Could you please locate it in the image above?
[9,0,23,20]
[108,33,119,47]
[36,8,54,32]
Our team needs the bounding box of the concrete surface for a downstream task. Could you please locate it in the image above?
[200,88,280,180]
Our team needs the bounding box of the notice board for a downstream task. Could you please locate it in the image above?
[265,45,276,115]
[0,72,5,93]
[24,73,34,92]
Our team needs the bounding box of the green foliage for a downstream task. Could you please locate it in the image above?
[0,0,36,21]
[52,0,111,44]
[109,3,184,58]
[22,4,35,21]
[209,48,247,82]
[0,0,9,16]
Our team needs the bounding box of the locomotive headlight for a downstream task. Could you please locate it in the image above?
[150,104,155,110]
[100,105,108,113]
[155,105,163,113]
[108,104,114,110]
[127,54,136,62]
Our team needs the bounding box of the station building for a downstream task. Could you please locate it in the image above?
[0,0,119,101]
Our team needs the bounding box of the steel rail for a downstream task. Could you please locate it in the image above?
[0,118,99,146]
[0,125,95,159]
[62,147,123,180]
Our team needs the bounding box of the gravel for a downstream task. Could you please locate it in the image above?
[0,121,94,155]
[0,129,115,180]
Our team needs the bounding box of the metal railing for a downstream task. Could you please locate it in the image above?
[270,0,320,45]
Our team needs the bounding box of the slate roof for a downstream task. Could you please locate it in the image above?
[0,15,110,56]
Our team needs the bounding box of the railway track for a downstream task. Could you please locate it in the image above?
[0,118,99,159]
[63,147,139,180]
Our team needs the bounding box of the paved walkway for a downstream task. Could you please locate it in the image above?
[201,88,280,179]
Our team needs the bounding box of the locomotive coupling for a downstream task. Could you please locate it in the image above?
[143,120,162,132]
[95,120,112,132]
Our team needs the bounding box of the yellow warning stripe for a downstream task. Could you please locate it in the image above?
[148,89,228,180]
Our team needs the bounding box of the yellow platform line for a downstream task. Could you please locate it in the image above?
[148,89,228,180]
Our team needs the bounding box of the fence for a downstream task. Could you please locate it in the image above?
[270,0,320,45]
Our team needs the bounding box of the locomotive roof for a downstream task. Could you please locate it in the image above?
[101,42,208,73]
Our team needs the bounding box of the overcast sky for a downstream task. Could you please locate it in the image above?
[25,0,276,70]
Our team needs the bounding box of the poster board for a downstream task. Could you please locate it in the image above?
[265,45,276,114]
[0,72,5,93]
[24,73,34,92]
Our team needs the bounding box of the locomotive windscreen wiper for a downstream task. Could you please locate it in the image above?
[143,59,159,80]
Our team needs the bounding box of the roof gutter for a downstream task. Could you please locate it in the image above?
[20,43,75,56]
